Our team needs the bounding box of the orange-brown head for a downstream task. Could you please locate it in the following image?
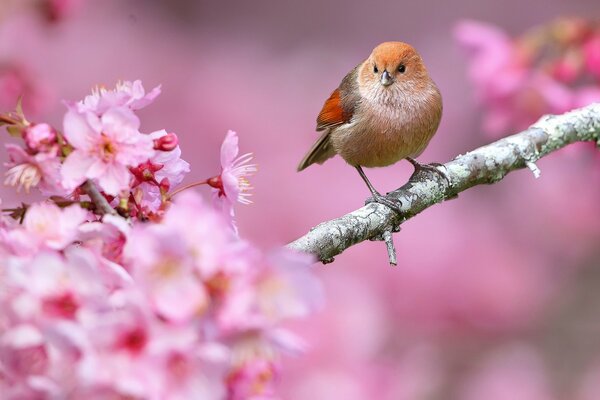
[357,42,431,103]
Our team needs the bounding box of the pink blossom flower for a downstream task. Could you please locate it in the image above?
[0,79,320,399]
[77,80,161,115]
[159,191,235,277]
[22,203,88,250]
[61,107,154,196]
[124,221,210,323]
[123,193,225,321]
[78,214,130,265]
[218,250,321,330]
[4,144,63,194]
[210,130,257,208]
[1,202,87,255]
[132,129,190,212]
[0,324,49,379]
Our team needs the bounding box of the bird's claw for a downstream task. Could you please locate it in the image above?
[407,158,450,186]
[365,193,403,213]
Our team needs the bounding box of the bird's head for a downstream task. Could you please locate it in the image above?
[358,42,430,102]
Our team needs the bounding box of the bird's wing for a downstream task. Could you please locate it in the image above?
[316,89,352,130]
[316,67,360,131]
[297,67,360,171]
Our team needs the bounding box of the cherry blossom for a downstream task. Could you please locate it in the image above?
[0,79,320,399]
[210,130,257,208]
[132,129,190,212]
[77,80,161,116]
[61,107,154,195]
[456,18,600,137]
[4,144,63,194]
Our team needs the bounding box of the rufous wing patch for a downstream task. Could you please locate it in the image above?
[316,89,352,131]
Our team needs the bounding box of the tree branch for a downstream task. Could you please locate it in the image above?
[287,103,600,264]
[82,180,117,216]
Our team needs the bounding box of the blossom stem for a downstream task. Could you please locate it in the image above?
[82,180,117,216]
[167,180,208,199]
[0,115,19,125]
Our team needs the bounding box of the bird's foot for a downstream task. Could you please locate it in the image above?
[406,157,450,185]
[365,192,403,213]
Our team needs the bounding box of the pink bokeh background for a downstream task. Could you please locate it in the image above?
[2,1,600,398]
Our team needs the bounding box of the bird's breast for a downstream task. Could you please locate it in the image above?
[330,83,442,168]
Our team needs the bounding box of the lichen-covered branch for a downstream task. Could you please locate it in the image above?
[287,103,600,263]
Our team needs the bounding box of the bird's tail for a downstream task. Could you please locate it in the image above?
[297,130,335,171]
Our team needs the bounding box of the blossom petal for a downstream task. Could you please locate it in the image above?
[101,107,140,133]
[220,130,239,168]
[61,150,95,191]
[96,163,131,196]
[63,110,98,150]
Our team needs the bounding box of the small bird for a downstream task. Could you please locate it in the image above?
[297,41,443,211]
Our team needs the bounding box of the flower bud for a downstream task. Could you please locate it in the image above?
[24,123,57,152]
[153,132,178,152]
[159,177,170,192]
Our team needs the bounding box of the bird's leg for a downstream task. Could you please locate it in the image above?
[355,166,402,212]
[406,157,449,184]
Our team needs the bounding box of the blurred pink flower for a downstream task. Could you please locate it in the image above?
[61,107,154,195]
[1,203,87,256]
[4,144,63,194]
[77,80,161,116]
[456,19,600,137]
[226,357,279,400]
[0,63,50,117]
[0,324,49,380]
[217,249,322,335]
[454,20,524,100]
[21,202,87,250]
[78,214,129,263]
[583,34,600,79]
[125,220,210,323]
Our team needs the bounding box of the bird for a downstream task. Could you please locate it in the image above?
[297,41,443,211]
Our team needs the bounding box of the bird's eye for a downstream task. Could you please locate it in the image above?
[373,65,378,73]
[398,64,406,73]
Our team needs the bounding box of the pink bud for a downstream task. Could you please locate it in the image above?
[159,177,170,192]
[153,132,179,152]
[24,123,57,152]
[207,175,225,197]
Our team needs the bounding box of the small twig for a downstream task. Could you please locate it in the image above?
[287,103,600,264]
[168,180,208,199]
[82,180,117,216]
[382,230,397,266]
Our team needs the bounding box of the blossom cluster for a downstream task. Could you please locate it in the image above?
[0,81,321,399]
[455,17,600,137]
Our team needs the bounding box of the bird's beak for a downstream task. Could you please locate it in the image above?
[380,70,393,86]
